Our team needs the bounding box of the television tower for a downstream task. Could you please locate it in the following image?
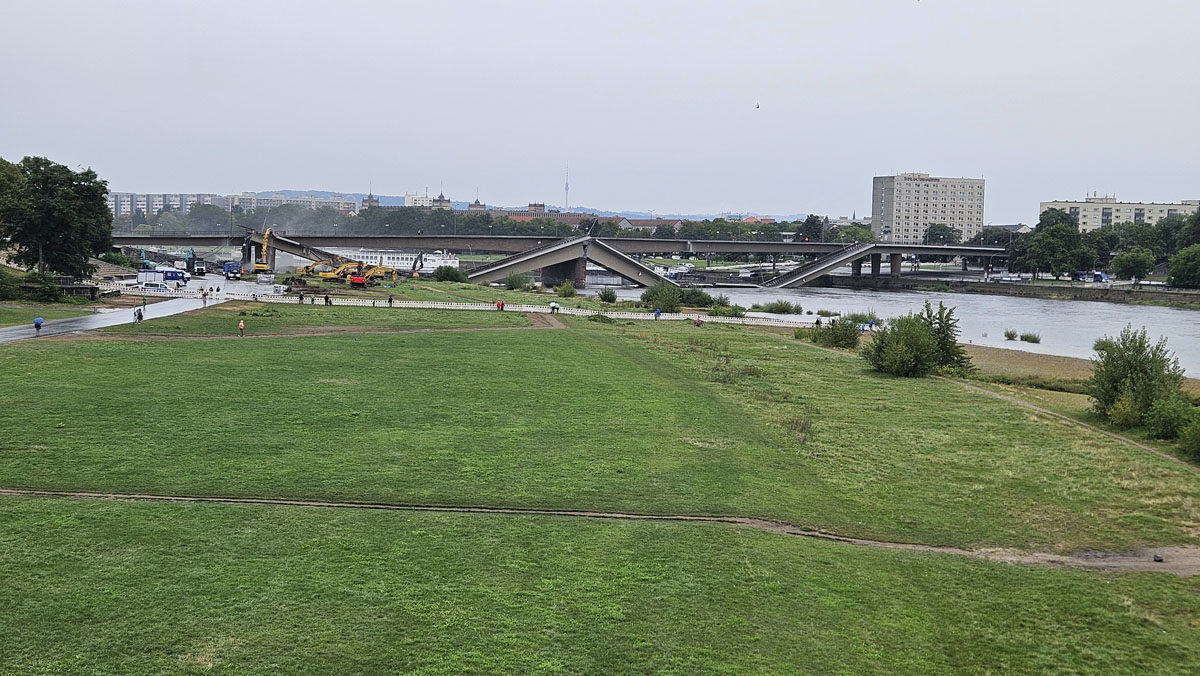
[564,161,569,211]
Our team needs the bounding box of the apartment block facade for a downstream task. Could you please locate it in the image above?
[1038,197,1199,231]
[105,192,222,217]
[871,173,985,243]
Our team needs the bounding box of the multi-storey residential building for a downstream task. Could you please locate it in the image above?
[105,192,223,217]
[404,193,434,207]
[871,173,985,243]
[1038,197,1199,231]
[221,193,357,213]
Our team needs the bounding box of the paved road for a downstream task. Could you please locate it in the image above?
[0,297,220,344]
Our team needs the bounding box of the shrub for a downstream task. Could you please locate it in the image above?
[819,319,862,350]
[100,251,137,269]
[505,272,530,290]
[1179,420,1200,461]
[843,311,881,326]
[679,288,714,307]
[0,268,20,301]
[433,266,467,282]
[1087,325,1185,423]
[1145,396,1196,440]
[816,309,839,317]
[597,287,617,303]
[640,281,681,313]
[557,280,577,297]
[24,272,65,302]
[586,314,616,324]
[917,301,972,372]
[1106,393,1141,429]
[1004,329,1018,341]
[708,304,745,318]
[860,316,939,377]
[1019,332,1041,343]
[711,293,730,307]
[752,299,800,314]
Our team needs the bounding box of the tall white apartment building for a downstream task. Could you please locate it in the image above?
[221,193,357,213]
[1038,197,1199,231]
[106,192,222,217]
[871,173,985,243]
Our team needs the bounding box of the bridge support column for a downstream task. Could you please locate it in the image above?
[241,240,254,267]
[851,258,863,277]
[265,243,277,272]
[870,253,881,277]
[541,258,587,288]
[890,253,902,279]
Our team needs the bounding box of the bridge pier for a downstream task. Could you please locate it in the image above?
[851,258,863,277]
[540,258,587,288]
[890,253,902,279]
[870,253,881,277]
[241,239,254,268]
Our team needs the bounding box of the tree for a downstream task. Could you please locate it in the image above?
[917,301,972,371]
[1009,209,1096,279]
[830,224,875,243]
[922,223,961,245]
[640,281,681,313]
[1167,244,1200,289]
[860,316,939,377]
[1086,325,1184,427]
[1109,247,1155,283]
[0,156,112,276]
[798,215,823,242]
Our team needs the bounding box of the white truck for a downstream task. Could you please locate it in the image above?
[138,268,188,287]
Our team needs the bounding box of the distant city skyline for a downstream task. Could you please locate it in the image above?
[3,1,1197,225]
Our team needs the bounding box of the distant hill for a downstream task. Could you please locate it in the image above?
[254,190,806,222]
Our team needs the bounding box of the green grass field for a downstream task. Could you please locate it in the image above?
[0,303,93,328]
[4,305,1200,673]
[2,497,1198,675]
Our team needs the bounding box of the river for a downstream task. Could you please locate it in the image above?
[597,286,1200,376]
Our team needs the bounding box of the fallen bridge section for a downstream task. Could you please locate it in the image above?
[467,236,675,288]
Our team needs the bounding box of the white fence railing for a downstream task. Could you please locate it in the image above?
[94,282,816,327]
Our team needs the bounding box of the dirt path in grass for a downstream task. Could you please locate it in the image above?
[3,488,1197,576]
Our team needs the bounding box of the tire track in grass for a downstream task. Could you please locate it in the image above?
[2,488,1197,576]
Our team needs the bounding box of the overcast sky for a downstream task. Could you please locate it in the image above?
[2,0,1197,223]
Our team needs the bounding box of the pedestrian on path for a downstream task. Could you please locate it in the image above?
[549,301,559,314]
[132,308,139,323]
[655,308,661,320]
[298,291,304,304]
[33,317,43,337]
[238,319,245,337]
[388,294,393,308]
[202,290,208,307]
[141,296,147,311]
[324,294,330,306]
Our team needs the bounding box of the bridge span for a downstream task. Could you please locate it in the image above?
[112,232,1004,287]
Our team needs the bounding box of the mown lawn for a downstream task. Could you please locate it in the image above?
[0,303,93,328]
[1,496,1197,676]
[3,317,1198,551]
[103,302,531,335]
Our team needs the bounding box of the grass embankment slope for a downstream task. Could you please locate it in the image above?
[3,306,1200,673]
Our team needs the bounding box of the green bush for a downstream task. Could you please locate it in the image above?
[1179,420,1200,461]
[1167,244,1200,289]
[918,301,972,372]
[24,272,65,302]
[0,267,20,300]
[816,309,839,317]
[1106,393,1141,429]
[751,299,800,314]
[679,288,714,307]
[100,252,137,269]
[843,311,881,326]
[597,287,617,303]
[711,293,730,307]
[708,304,745,318]
[809,320,861,350]
[433,266,467,283]
[640,281,681,313]
[1004,329,1018,341]
[1019,332,1041,343]
[1086,325,1184,423]
[557,280,577,298]
[504,272,530,290]
[860,316,939,377]
[1145,396,1195,440]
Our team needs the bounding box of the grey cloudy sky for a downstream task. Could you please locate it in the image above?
[2,0,1197,223]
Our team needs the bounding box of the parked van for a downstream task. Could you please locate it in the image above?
[140,281,170,291]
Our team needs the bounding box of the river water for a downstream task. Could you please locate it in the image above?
[599,286,1200,376]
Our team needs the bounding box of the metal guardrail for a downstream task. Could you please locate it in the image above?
[95,281,817,327]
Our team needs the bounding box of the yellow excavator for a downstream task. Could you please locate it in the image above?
[319,262,364,279]
[363,265,400,282]
[253,228,272,273]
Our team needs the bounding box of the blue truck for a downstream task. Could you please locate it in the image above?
[224,262,242,280]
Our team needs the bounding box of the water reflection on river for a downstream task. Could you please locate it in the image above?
[597,286,1200,375]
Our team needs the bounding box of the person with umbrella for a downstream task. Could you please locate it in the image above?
[33,317,43,337]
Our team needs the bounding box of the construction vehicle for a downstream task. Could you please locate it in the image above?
[185,248,207,276]
[297,256,356,277]
[318,262,364,279]
[252,228,273,273]
[363,265,400,282]
[223,262,242,280]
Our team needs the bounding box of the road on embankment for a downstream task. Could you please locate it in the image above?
[0,297,219,344]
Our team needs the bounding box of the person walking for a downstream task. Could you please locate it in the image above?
[238,319,245,337]
[655,308,661,320]
[201,290,208,307]
[33,317,43,337]
[141,296,147,312]
[324,294,330,306]
[388,294,393,308]
[298,291,304,305]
